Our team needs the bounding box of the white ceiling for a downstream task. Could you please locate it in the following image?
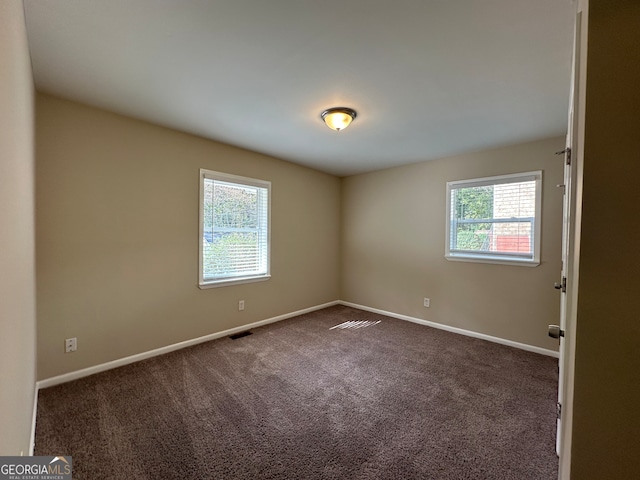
[24,0,575,177]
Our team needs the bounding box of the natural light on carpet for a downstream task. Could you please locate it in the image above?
[329,320,381,330]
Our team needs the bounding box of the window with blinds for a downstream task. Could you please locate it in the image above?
[199,170,271,287]
[445,171,542,266]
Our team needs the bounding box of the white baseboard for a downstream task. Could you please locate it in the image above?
[37,300,340,389]
[339,301,559,358]
[35,298,557,391]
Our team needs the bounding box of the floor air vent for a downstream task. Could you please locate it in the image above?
[229,331,253,340]
[330,320,381,330]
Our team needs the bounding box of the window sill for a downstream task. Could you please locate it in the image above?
[445,254,540,267]
[199,274,271,289]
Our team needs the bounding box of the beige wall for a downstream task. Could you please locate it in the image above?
[571,1,640,477]
[341,137,564,350]
[36,94,341,380]
[0,0,37,455]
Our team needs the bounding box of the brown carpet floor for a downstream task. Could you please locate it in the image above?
[35,305,559,479]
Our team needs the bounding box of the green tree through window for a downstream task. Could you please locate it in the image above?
[200,170,270,287]
[453,185,493,251]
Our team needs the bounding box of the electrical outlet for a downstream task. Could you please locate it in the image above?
[238,300,245,311]
[423,298,430,308]
[65,337,77,353]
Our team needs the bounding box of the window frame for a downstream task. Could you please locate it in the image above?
[445,171,542,267]
[198,169,271,289]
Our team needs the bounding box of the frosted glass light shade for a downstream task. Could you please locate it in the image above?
[321,107,357,131]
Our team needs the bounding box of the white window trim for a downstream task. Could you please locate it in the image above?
[198,169,271,289]
[445,171,542,267]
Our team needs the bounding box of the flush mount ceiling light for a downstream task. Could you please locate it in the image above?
[321,107,357,132]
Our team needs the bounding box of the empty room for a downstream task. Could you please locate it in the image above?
[2,1,639,479]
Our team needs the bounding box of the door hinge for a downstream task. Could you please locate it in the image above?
[557,402,562,420]
[556,147,572,165]
[554,276,567,293]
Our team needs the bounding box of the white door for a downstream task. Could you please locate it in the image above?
[553,139,572,455]
[552,5,584,458]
